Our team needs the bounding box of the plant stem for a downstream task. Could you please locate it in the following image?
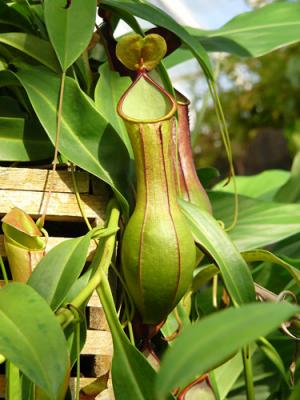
[75,320,81,400]
[242,345,255,400]
[56,200,120,327]
[0,256,8,284]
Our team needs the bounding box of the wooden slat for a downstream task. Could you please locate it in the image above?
[0,235,97,262]
[0,190,106,222]
[0,167,89,193]
[82,330,113,356]
[88,306,109,331]
[0,376,114,399]
[70,377,114,400]
[88,291,102,307]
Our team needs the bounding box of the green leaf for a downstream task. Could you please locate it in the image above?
[97,273,173,400]
[180,199,255,305]
[101,0,213,79]
[242,249,300,289]
[165,2,300,67]
[44,0,97,71]
[197,167,220,189]
[210,192,300,251]
[257,337,289,387]
[28,232,93,310]
[214,170,290,201]
[213,347,255,400]
[0,116,53,161]
[192,264,219,292]
[289,380,300,400]
[192,2,300,58]
[0,33,60,72]
[95,63,132,157]
[155,302,299,399]
[0,283,69,399]
[0,0,33,32]
[275,151,300,203]
[14,64,130,215]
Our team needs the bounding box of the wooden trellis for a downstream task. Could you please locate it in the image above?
[0,166,114,399]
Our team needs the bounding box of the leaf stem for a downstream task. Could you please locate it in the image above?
[242,345,255,400]
[56,200,120,327]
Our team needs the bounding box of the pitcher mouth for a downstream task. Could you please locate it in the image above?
[117,71,177,124]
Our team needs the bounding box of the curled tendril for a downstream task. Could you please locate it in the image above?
[255,283,300,340]
[164,307,183,342]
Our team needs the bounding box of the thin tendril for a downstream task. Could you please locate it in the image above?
[70,163,93,231]
[209,80,238,231]
[41,71,66,226]
[110,261,135,320]
[67,304,82,400]
[212,274,218,309]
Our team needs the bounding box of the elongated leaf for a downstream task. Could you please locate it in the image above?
[14,64,129,215]
[0,0,33,32]
[214,170,290,201]
[0,116,53,161]
[192,2,300,58]
[242,249,300,289]
[101,0,213,79]
[180,200,255,305]
[165,2,300,68]
[0,33,59,72]
[155,302,299,399]
[44,0,96,71]
[257,337,289,386]
[95,63,132,157]
[28,232,93,310]
[213,347,255,400]
[0,283,69,399]
[97,273,171,400]
[210,192,300,251]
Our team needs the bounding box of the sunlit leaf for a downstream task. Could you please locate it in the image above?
[0,116,53,161]
[213,170,290,201]
[44,0,97,71]
[28,231,93,310]
[95,63,132,156]
[210,192,300,251]
[14,64,130,215]
[0,33,60,72]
